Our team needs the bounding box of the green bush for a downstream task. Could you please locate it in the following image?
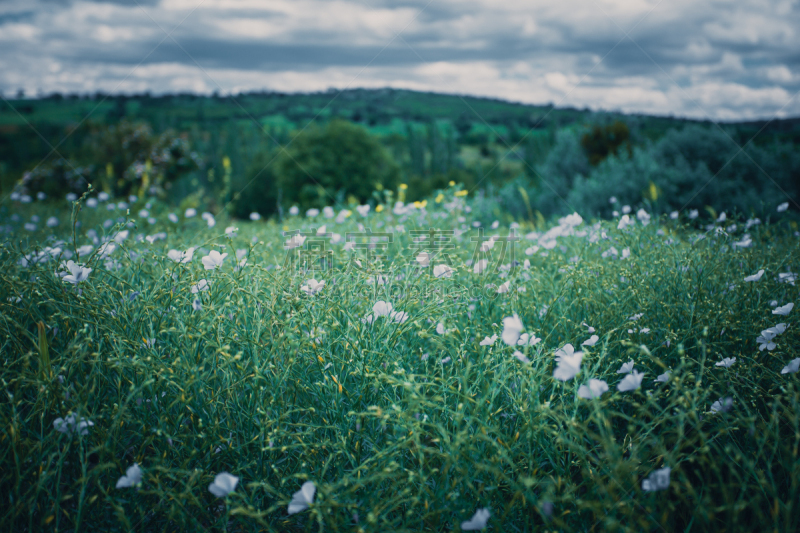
[87,120,199,198]
[274,119,400,209]
[229,148,281,219]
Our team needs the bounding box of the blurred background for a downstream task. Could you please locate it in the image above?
[1,0,798,221]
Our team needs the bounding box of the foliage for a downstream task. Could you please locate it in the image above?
[230,148,281,219]
[85,120,200,198]
[581,120,632,166]
[274,119,400,208]
[1,190,799,531]
[16,158,94,198]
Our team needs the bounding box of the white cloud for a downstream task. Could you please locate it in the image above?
[0,0,798,120]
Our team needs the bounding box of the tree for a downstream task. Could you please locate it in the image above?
[275,119,399,208]
[581,120,632,166]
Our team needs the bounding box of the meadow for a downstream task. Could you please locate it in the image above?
[1,185,799,532]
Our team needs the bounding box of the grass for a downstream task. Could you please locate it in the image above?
[1,189,799,532]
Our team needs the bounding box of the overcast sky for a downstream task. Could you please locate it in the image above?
[1,0,798,120]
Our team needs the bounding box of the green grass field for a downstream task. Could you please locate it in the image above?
[1,188,799,532]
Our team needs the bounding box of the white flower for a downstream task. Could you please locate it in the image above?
[47,216,59,227]
[710,397,733,413]
[553,349,583,381]
[62,261,92,284]
[617,361,634,374]
[225,226,238,238]
[782,358,800,374]
[185,208,197,218]
[773,303,794,316]
[461,508,490,531]
[323,206,335,218]
[636,208,650,226]
[192,299,202,311]
[98,242,116,258]
[167,248,194,264]
[208,472,238,498]
[202,250,228,270]
[744,270,764,282]
[373,301,394,317]
[670,211,679,220]
[642,467,670,492]
[433,264,454,278]
[301,279,325,296]
[501,314,524,345]
[249,212,261,221]
[688,209,699,219]
[416,252,430,267]
[654,371,670,383]
[757,329,778,351]
[621,248,630,260]
[191,279,209,293]
[582,335,599,347]
[285,234,306,249]
[716,212,727,223]
[436,322,445,335]
[473,259,488,274]
[582,322,596,333]
[53,413,94,435]
[288,481,315,514]
[554,343,575,360]
[715,357,736,368]
[777,202,789,212]
[306,208,320,218]
[480,334,497,346]
[497,281,510,294]
[168,213,179,223]
[602,247,618,259]
[617,370,645,392]
[517,333,541,346]
[356,204,370,217]
[116,464,143,489]
[479,237,496,252]
[578,379,609,399]
[390,310,409,323]
[512,350,530,364]
[617,215,634,230]
[289,206,300,216]
[778,272,797,285]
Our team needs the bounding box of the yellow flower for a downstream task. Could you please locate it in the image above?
[435,193,444,203]
[399,183,408,190]
[375,204,384,212]
[449,181,456,186]
[455,190,468,197]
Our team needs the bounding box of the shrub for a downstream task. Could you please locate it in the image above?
[16,158,94,199]
[85,120,199,198]
[229,148,281,220]
[274,119,400,209]
[581,120,632,166]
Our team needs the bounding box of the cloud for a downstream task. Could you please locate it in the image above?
[1,0,798,120]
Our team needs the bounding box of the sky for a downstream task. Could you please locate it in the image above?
[0,0,798,120]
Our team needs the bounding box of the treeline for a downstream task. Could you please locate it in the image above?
[1,90,798,221]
